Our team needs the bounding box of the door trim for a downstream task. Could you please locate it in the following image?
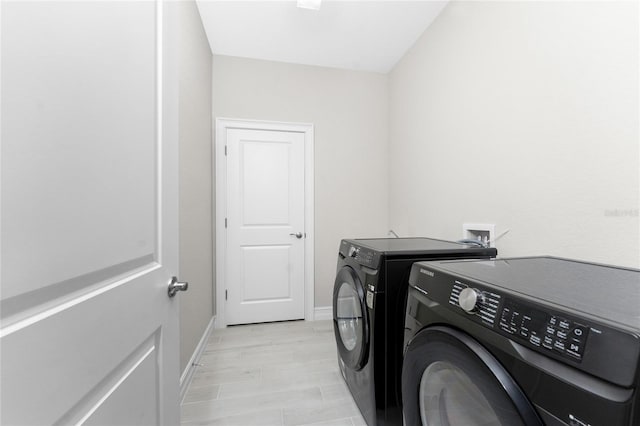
[214,118,314,328]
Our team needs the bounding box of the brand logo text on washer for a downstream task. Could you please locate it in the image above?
[420,269,435,277]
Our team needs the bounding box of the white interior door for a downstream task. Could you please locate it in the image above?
[225,127,306,325]
[1,1,181,424]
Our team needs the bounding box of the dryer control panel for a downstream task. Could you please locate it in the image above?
[498,299,589,361]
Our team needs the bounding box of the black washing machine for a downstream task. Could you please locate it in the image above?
[402,256,640,426]
[332,238,497,426]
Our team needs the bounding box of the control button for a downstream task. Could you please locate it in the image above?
[529,335,541,346]
[566,341,582,359]
[553,340,566,351]
[573,326,587,338]
[546,326,556,335]
[556,330,568,340]
[549,316,557,326]
[543,336,553,349]
[519,329,529,338]
[559,319,571,330]
[459,288,484,313]
[568,342,582,353]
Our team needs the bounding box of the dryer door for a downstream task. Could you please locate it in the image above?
[333,265,369,370]
[402,326,542,426]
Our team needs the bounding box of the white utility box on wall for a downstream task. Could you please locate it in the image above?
[462,223,495,247]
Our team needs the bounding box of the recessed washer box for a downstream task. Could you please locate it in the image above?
[463,223,495,247]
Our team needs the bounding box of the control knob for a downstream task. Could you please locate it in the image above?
[348,246,359,258]
[459,288,484,313]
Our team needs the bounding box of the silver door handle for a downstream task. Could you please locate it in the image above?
[289,232,303,239]
[168,276,189,297]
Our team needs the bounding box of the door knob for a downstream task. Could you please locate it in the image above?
[168,276,189,297]
[289,232,303,239]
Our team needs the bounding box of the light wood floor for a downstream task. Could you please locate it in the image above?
[181,320,366,426]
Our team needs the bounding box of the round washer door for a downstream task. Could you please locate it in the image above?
[332,265,369,370]
[402,326,542,426]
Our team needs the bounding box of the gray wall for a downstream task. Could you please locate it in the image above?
[388,1,639,268]
[212,55,389,307]
[178,2,638,360]
[178,2,214,372]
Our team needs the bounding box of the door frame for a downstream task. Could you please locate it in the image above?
[214,118,314,328]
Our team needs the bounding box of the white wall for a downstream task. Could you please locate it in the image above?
[178,1,213,372]
[389,1,639,268]
[212,55,389,307]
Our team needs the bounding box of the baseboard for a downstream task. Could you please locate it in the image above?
[180,315,216,402]
[314,306,333,321]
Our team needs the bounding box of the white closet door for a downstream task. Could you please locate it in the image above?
[225,128,306,325]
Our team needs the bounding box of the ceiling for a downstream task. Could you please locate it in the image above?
[195,1,449,73]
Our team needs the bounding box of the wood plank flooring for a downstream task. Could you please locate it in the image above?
[181,320,366,426]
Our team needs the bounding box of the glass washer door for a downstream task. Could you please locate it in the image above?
[402,326,542,426]
[336,282,361,351]
[333,266,369,370]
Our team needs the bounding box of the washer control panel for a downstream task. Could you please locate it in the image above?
[449,281,501,326]
[340,241,380,269]
[352,246,375,266]
[499,299,589,362]
[448,282,589,362]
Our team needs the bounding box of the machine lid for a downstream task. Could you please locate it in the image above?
[345,237,497,257]
[416,256,640,331]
